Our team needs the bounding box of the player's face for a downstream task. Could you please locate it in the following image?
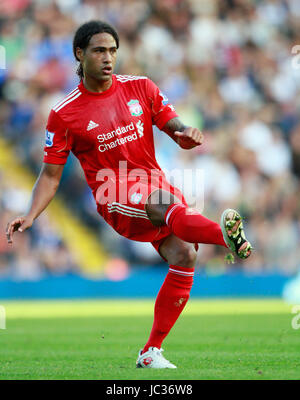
[78,32,117,81]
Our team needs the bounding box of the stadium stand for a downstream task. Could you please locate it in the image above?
[0,0,299,278]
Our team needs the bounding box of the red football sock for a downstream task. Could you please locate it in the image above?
[142,265,194,353]
[165,203,227,247]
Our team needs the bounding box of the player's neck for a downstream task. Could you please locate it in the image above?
[82,76,113,93]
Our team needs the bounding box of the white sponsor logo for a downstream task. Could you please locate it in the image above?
[136,120,144,137]
[97,122,135,143]
[45,130,55,147]
[87,120,99,131]
[97,121,144,153]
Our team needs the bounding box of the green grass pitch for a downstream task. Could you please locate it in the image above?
[0,299,299,380]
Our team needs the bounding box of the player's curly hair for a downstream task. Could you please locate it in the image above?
[73,20,119,80]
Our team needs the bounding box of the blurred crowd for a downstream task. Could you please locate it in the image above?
[0,0,300,277]
[0,173,78,279]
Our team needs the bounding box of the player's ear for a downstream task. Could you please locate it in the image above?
[76,47,84,62]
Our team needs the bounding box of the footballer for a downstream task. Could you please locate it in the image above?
[6,21,252,369]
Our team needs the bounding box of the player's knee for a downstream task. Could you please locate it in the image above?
[169,244,197,268]
[145,203,165,226]
[146,190,181,226]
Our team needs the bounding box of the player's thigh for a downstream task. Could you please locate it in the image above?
[159,234,197,268]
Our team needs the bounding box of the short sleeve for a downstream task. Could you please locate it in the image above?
[146,79,178,130]
[43,110,70,165]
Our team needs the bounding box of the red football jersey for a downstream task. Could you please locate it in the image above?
[44,74,178,198]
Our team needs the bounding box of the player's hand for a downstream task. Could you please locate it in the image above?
[6,216,33,244]
[174,127,204,149]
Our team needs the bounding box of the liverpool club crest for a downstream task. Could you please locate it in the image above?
[127,99,143,116]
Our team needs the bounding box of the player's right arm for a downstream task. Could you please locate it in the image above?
[6,163,64,244]
[6,109,71,244]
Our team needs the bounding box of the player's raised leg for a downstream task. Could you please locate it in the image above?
[136,235,196,369]
[145,189,252,259]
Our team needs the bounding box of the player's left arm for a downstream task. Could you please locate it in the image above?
[145,78,204,149]
[162,117,204,150]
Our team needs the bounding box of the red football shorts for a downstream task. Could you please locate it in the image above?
[95,174,188,260]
